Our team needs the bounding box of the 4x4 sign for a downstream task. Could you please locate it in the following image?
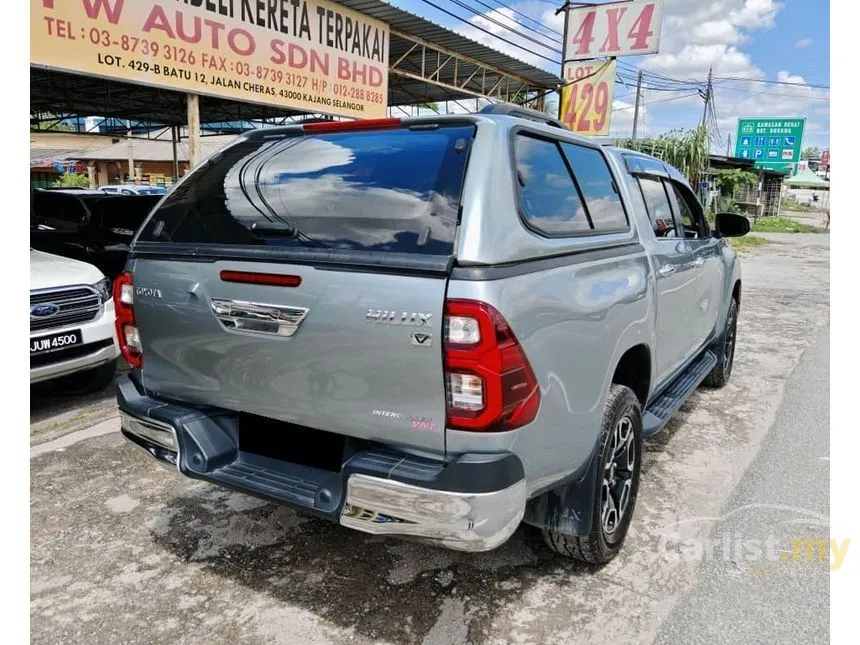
[563,0,663,61]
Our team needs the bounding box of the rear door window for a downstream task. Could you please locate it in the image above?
[137,124,475,256]
[32,192,88,225]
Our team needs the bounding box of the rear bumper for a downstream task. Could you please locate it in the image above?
[116,375,526,552]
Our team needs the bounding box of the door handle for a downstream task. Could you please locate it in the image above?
[692,256,705,268]
[657,264,676,277]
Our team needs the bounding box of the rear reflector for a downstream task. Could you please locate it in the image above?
[302,118,401,133]
[220,270,302,287]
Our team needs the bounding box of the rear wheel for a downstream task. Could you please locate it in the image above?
[703,298,738,388]
[542,384,643,564]
[54,358,118,396]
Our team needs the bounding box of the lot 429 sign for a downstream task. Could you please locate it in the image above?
[561,59,616,136]
[564,0,663,61]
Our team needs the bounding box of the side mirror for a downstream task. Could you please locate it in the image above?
[714,212,750,238]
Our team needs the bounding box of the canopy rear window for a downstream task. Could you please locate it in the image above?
[136,124,475,256]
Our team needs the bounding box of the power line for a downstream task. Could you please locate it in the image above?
[449,0,562,54]
[712,76,829,89]
[612,92,701,112]
[415,0,562,65]
[483,0,564,38]
[712,85,829,99]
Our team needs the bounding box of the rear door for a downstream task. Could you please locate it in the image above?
[129,121,476,453]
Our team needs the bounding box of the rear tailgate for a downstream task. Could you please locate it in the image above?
[127,120,476,453]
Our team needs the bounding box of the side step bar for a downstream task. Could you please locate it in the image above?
[643,350,717,435]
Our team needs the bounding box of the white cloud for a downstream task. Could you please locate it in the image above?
[641,0,783,80]
[690,21,746,45]
[433,0,827,144]
[608,98,649,138]
[454,6,561,70]
[795,37,813,48]
[728,0,781,29]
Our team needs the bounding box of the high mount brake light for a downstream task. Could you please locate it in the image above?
[302,118,401,133]
[220,270,301,287]
[443,300,540,432]
[113,272,142,368]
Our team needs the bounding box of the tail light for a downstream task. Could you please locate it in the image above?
[444,300,540,432]
[113,271,142,368]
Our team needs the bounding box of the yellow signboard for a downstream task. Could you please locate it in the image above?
[30,0,390,119]
[560,59,616,136]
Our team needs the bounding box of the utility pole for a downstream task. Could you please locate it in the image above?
[557,1,571,123]
[701,67,713,130]
[726,133,732,157]
[126,119,134,183]
[187,93,200,170]
[632,69,644,141]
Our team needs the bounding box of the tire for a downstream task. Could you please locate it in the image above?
[54,358,118,396]
[702,298,738,389]
[542,384,643,564]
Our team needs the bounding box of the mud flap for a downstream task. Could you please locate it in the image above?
[521,437,601,537]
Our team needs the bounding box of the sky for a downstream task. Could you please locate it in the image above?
[386,0,830,152]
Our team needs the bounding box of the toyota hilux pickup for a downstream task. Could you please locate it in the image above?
[115,105,749,563]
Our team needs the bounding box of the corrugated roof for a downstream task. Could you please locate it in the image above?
[75,135,238,162]
[30,149,78,163]
[337,0,561,89]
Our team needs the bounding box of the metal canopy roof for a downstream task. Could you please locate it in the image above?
[31,0,560,127]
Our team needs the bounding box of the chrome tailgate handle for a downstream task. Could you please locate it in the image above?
[210,298,309,337]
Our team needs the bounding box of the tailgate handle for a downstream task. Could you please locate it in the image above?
[210,298,309,337]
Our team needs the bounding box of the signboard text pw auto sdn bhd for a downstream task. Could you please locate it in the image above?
[30,0,390,119]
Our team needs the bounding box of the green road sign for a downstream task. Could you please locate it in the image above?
[734,117,806,172]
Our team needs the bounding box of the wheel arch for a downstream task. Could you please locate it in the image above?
[610,344,652,407]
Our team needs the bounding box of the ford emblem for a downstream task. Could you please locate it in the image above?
[31,303,59,318]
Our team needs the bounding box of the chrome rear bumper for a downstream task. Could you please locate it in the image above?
[117,374,527,553]
[340,475,526,552]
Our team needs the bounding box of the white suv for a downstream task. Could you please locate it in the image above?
[30,249,120,393]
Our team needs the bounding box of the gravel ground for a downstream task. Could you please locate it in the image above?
[31,232,830,645]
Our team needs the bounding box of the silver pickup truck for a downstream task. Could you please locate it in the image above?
[115,105,749,564]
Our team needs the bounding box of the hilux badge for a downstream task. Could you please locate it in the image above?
[366,309,432,327]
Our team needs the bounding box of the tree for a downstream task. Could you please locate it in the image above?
[801,146,821,160]
[713,168,758,195]
[615,126,711,184]
[52,172,91,188]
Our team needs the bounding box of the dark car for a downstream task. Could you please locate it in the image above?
[30,189,161,280]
